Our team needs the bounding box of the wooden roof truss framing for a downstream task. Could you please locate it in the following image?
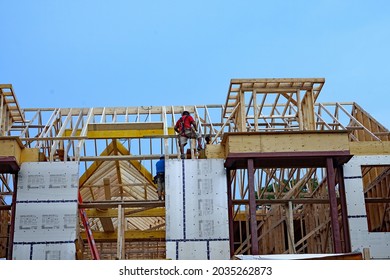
[0,80,389,259]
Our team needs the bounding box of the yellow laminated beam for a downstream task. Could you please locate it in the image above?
[85,208,165,218]
[80,230,165,241]
[115,141,155,186]
[223,131,350,154]
[79,141,118,186]
[64,123,175,138]
[79,140,156,190]
[0,137,23,164]
[64,129,81,136]
[349,141,390,155]
[87,128,175,138]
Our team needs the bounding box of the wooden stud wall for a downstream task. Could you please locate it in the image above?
[82,241,166,260]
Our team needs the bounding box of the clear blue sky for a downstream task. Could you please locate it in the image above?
[1,0,389,129]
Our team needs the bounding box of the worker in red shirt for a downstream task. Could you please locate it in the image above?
[174,111,203,159]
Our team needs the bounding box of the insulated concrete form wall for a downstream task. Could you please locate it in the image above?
[165,159,230,260]
[343,155,390,259]
[12,162,79,260]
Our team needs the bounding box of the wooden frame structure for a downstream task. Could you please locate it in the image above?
[219,78,389,257]
[0,78,389,259]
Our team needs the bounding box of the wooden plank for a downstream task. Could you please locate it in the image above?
[0,84,13,89]
[230,78,325,84]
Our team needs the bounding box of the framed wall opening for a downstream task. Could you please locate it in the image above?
[361,165,390,232]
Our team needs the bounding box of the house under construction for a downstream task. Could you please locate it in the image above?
[0,78,389,260]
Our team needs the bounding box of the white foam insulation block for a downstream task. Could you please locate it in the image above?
[165,159,230,260]
[343,155,390,259]
[12,162,79,260]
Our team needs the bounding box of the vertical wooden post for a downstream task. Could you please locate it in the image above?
[162,106,169,156]
[337,166,351,252]
[237,90,247,132]
[103,178,111,200]
[297,90,304,131]
[117,204,125,259]
[326,158,342,253]
[247,159,259,255]
[0,93,5,136]
[286,201,296,253]
[301,89,316,130]
[253,90,258,131]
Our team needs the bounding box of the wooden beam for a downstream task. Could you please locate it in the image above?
[230,78,325,84]
[99,178,115,232]
[349,141,390,155]
[0,138,24,165]
[72,122,176,139]
[103,178,111,199]
[115,141,156,188]
[85,207,165,218]
[79,200,164,209]
[224,131,350,155]
[79,141,117,187]
[87,128,175,139]
[89,122,164,131]
[112,141,124,199]
[286,201,296,253]
[117,205,125,259]
[80,230,165,241]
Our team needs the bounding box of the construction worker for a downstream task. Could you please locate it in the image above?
[174,111,202,159]
[155,155,165,200]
